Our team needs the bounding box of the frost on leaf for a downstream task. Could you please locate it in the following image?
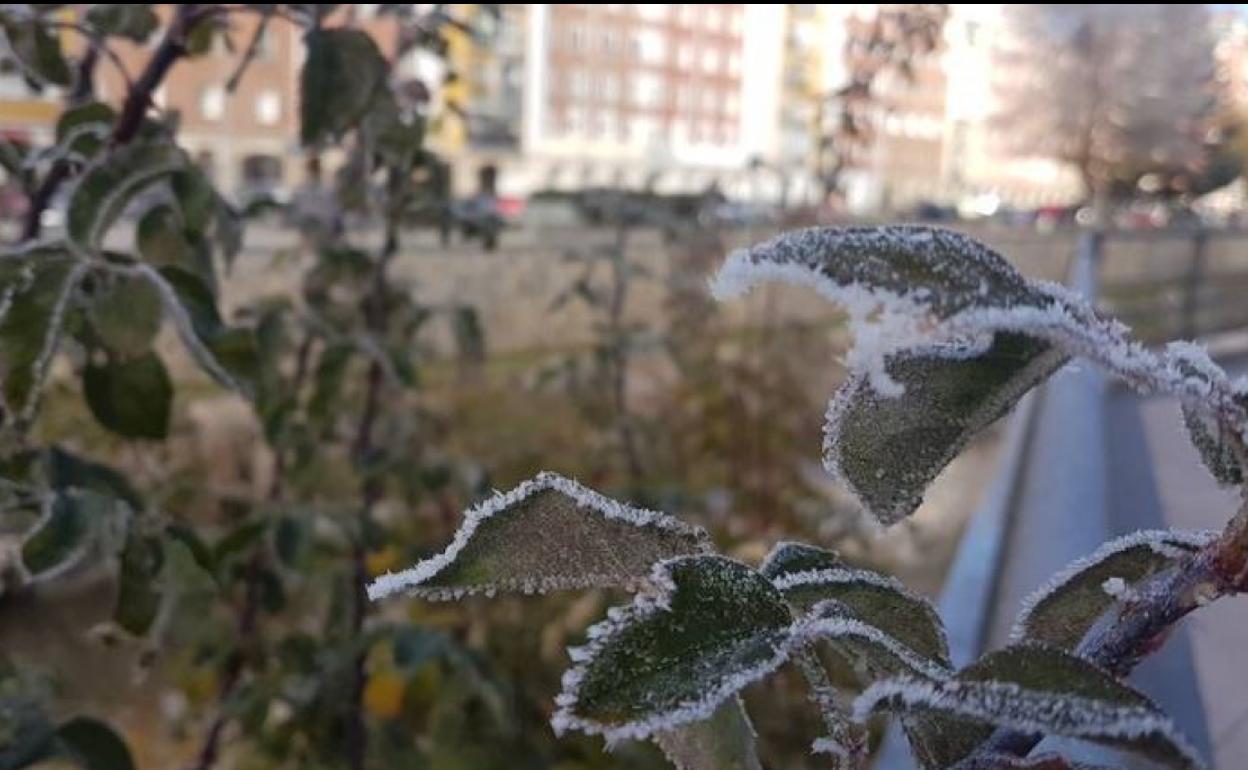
[710,226,1049,319]
[759,541,845,580]
[860,643,1205,770]
[66,141,187,250]
[654,698,763,770]
[1181,402,1244,486]
[776,568,950,667]
[795,606,952,683]
[0,249,86,425]
[1011,530,1215,650]
[827,333,1066,524]
[367,473,709,601]
[552,555,792,742]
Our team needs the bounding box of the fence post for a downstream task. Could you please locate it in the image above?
[1181,229,1207,340]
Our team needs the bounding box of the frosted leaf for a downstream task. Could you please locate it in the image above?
[368,473,709,601]
[712,227,1248,525]
[552,556,793,742]
[654,698,764,770]
[0,250,86,425]
[1010,529,1215,650]
[792,644,868,764]
[1181,402,1244,486]
[826,333,1066,524]
[860,643,1206,770]
[711,226,1049,319]
[66,140,187,250]
[794,608,952,683]
[953,752,1116,770]
[759,541,845,580]
[776,568,950,667]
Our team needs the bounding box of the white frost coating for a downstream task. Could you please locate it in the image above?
[853,677,1206,770]
[811,736,855,759]
[772,567,930,608]
[1102,577,1132,601]
[551,556,790,743]
[69,150,186,250]
[20,260,87,422]
[366,472,709,601]
[712,227,1248,500]
[793,613,952,682]
[129,263,246,395]
[1008,529,1217,643]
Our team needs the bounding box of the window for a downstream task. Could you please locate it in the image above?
[632,73,663,108]
[255,90,282,126]
[677,44,694,71]
[638,28,665,64]
[200,86,225,121]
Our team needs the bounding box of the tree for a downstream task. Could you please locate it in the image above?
[996,4,1218,205]
[0,5,501,770]
[815,4,949,199]
[375,225,1248,770]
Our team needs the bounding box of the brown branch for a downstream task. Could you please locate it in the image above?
[974,495,1248,762]
[343,170,403,770]
[22,5,211,241]
[224,10,272,93]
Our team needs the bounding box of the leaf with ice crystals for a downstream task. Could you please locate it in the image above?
[1181,402,1245,486]
[759,541,845,579]
[859,643,1206,770]
[67,141,187,250]
[0,248,86,426]
[795,605,952,683]
[1010,529,1215,651]
[827,332,1066,524]
[552,556,792,742]
[367,473,709,601]
[711,226,1049,319]
[776,568,950,667]
[654,698,764,770]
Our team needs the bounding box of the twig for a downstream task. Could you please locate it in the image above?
[224,10,272,92]
[973,495,1248,762]
[344,170,403,770]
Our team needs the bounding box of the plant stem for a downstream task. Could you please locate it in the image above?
[608,220,644,485]
[344,173,403,770]
[23,5,207,241]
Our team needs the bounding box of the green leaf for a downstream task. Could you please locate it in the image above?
[828,332,1066,525]
[0,15,71,86]
[552,555,793,741]
[1011,530,1214,651]
[774,567,950,667]
[45,447,142,511]
[859,643,1206,770]
[56,716,135,770]
[759,541,845,580]
[87,270,163,357]
[137,205,201,277]
[21,490,122,581]
[0,697,57,769]
[85,4,158,42]
[67,141,186,250]
[366,472,709,601]
[144,266,253,394]
[654,699,763,770]
[1182,403,1245,486]
[0,252,85,425]
[54,102,116,163]
[82,352,173,440]
[300,28,388,146]
[307,341,353,424]
[113,534,163,636]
